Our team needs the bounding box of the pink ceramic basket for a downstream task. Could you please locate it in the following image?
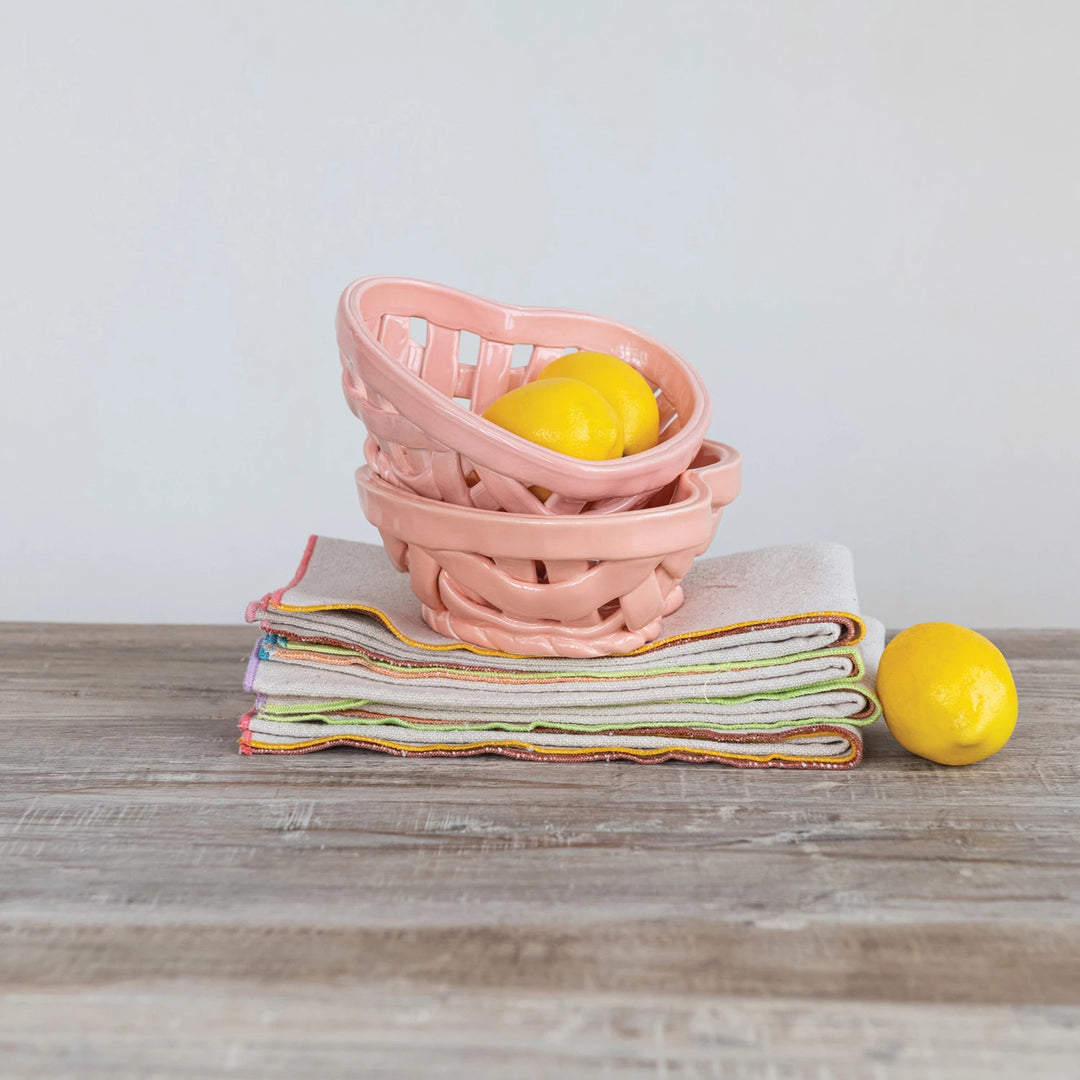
[338,277,713,515]
[358,440,742,657]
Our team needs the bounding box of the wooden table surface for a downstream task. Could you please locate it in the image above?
[1,623,1078,1078]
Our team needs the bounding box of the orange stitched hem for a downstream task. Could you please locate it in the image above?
[265,640,863,684]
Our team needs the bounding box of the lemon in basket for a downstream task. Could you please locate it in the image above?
[481,377,624,461]
[877,622,1018,766]
[539,351,660,455]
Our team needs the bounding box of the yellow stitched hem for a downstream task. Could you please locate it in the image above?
[245,734,858,766]
[266,603,867,659]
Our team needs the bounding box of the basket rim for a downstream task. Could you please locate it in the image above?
[357,466,719,562]
[337,276,713,495]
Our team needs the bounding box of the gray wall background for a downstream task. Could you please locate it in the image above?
[2,1,1077,627]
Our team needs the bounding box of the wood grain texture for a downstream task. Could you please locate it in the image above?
[1,623,1078,1078]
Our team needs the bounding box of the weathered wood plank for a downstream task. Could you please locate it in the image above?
[2,919,1079,1005]
[2,987,1079,1080]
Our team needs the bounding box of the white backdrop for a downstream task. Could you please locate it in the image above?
[2,1,1077,627]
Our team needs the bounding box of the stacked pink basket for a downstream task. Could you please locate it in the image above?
[337,276,742,657]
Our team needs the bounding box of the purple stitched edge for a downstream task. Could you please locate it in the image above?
[242,639,263,693]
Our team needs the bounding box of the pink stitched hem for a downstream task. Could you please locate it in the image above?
[237,709,257,755]
[245,535,319,623]
[269,534,319,608]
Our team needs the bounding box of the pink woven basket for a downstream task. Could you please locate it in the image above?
[358,439,742,657]
[338,276,713,515]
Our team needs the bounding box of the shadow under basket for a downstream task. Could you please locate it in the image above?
[338,276,713,515]
[357,440,742,657]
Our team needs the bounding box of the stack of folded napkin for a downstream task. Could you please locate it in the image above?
[240,536,882,769]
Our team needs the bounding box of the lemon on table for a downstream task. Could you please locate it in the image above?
[481,376,624,460]
[538,351,660,456]
[876,622,1018,766]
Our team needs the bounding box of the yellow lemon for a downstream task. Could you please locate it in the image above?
[481,376,624,461]
[876,622,1018,765]
[538,351,660,456]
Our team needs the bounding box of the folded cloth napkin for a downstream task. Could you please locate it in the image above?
[239,536,882,769]
[248,536,866,666]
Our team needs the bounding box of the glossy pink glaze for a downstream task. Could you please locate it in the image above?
[337,277,713,515]
[357,440,742,657]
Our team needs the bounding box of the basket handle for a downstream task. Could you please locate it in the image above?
[689,441,742,513]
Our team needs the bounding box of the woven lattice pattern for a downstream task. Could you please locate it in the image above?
[338,278,711,515]
[357,442,741,656]
[378,520,703,657]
